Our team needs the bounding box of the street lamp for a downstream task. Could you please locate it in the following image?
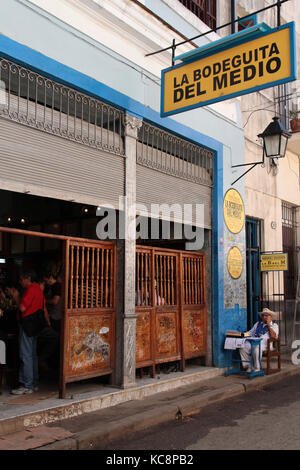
[258,116,291,159]
[231,116,291,185]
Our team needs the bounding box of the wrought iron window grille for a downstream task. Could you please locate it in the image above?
[137,122,214,187]
[282,202,297,229]
[282,202,298,300]
[0,57,125,156]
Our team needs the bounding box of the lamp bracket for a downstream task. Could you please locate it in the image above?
[231,160,264,168]
[231,153,265,185]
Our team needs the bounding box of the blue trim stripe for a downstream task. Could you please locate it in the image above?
[212,142,224,366]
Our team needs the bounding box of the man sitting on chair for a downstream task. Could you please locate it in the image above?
[240,308,279,372]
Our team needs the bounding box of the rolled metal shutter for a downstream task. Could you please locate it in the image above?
[136,165,212,229]
[0,117,125,208]
[136,124,212,229]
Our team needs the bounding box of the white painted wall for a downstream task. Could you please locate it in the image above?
[9,0,241,130]
[234,0,300,254]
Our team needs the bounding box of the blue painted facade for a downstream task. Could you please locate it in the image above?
[0,0,249,367]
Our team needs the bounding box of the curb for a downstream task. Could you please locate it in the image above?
[0,367,225,435]
[241,364,300,392]
[38,402,181,450]
[36,365,300,450]
[178,383,245,417]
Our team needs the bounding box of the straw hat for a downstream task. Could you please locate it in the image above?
[260,307,280,321]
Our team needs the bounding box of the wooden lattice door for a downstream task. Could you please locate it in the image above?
[181,252,207,365]
[60,239,116,397]
[135,246,207,374]
[153,250,181,365]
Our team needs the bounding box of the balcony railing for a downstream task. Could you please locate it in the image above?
[178,0,216,30]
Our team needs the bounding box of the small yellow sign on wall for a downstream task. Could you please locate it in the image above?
[260,253,288,271]
[227,247,243,279]
[161,22,296,117]
[223,189,245,234]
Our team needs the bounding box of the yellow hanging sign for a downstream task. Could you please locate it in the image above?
[161,23,296,116]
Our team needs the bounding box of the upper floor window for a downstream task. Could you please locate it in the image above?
[178,0,216,30]
[276,84,290,131]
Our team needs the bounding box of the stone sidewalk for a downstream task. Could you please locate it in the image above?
[0,355,297,450]
[0,364,224,436]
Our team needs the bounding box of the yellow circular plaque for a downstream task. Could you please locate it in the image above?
[227,247,243,279]
[223,189,245,234]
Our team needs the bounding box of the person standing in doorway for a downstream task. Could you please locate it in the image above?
[11,269,46,395]
[43,272,62,333]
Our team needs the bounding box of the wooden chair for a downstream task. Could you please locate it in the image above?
[264,337,281,375]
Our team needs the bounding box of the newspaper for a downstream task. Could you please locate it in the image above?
[224,337,262,350]
[224,337,247,350]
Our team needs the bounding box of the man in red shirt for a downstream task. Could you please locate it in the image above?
[11,269,49,395]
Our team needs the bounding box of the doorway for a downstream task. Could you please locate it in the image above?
[0,190,117,398]
[246,217,261,329]
[135,245,207,375]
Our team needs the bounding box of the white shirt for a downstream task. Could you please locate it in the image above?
[247,321,279,350]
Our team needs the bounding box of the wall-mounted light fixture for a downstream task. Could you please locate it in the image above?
[231,116,291,186]
[258,117,291,159]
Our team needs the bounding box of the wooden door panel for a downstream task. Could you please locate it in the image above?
[66,313,114,378]
[155,310,180,360]
[182,307,206,358]
[135,246,207,370]
[60,239,116,396]
[136,309,152,365]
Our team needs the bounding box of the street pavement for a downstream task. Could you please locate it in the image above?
[37,357,300,450]
[101,372,300,451]
[1,354,298,450]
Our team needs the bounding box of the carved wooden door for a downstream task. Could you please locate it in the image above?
[135,246,207,374]
[60,239,116,397]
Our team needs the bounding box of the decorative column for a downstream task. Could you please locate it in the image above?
[122,113,142,388]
